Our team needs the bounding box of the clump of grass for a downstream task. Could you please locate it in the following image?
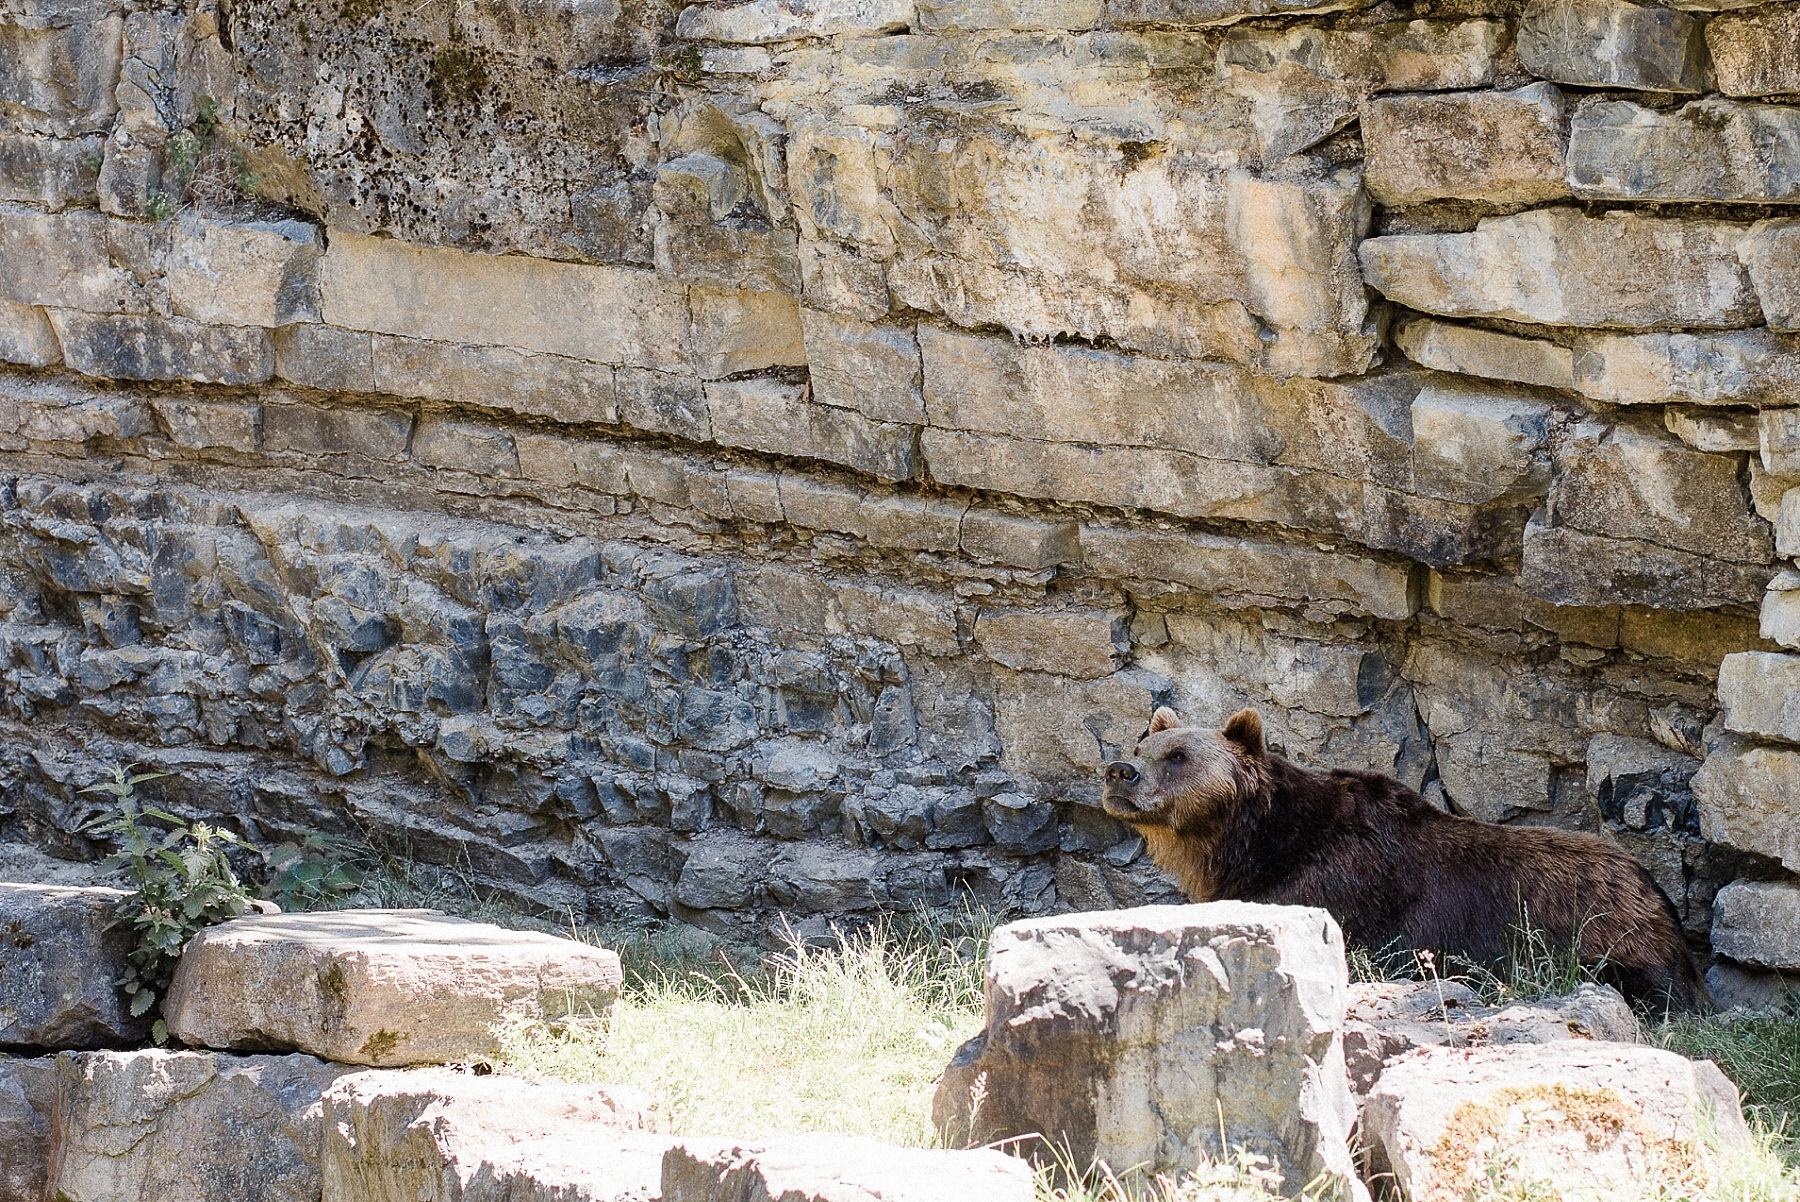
[496,911,990,1146]
[1652,1012,1800,1166]
[1035,1148,1299,1202]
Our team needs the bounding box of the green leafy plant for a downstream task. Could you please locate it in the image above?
[82,764,255,1042]
[263,832,369,911]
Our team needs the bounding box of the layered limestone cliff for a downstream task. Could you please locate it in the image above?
[1,0,1797,984]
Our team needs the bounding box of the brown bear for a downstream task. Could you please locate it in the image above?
[1101,706,1709,1013]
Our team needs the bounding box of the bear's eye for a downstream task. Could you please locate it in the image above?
[1165,749,1187,765]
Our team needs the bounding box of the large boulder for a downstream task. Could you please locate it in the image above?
[1342,981,1640,1099]
[933,903,1364,1198]
[321,1067,668,1202]
[0,1056,56,1202]
[1363,1042,1751,1201]
[163,910,623,1067]
[0,884,146,1049]
[661,1135,1036,1202]
[46,1049,355,1202]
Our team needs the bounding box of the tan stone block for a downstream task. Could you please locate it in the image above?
[674,0,914,42]
[1570,98,1800,204]
[725,467,785,523]
[0,131,102,209]
[1571,329,1800,406]
[991,666,1162,778]
[1521,517,1769,610]
[707,377,915,480]
[1362,84,1569,207]
[1394,319,1574,393]
[413,419,519,478]
[1665,408,1759,453]
[1711,879,1800,971]
[1760,408,1800,476]
[1104,0,1374,27]
[1619,606,1767,665]
[976,607,1121,678]
[48,311,273,385]
[1693,737,1800,870]
[1360,209,1758,329]
[859,490,966,552]
[1760,569,1800,648]
[0,203,146,314]
[686,285,806,379]
[318,229,691,372]
[167,215,321,327]
[914,0,1099,29]
[150,399,260,452]
[800,308,923,424]
[960,508,1081,569]
[778,472,866,536]
[0,299,60,367]
[1426,571,1620,646]
[664,1136,1034,1202]
[515,433,630,493]
[1708,5,1800,97]
[1718,651,1800,743]
[370,334,619,425]
[614,366,709,441]
[1780,488,1800,557]
[272,324,376,392]
[0,15,122,137]
[1409,383,1552,506]
[832,578,960,654]
[262,403,414,461]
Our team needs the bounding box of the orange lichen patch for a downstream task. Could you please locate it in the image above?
[1425,1083,1710,1201]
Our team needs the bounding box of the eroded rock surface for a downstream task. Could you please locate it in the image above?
[0,884,144,1050]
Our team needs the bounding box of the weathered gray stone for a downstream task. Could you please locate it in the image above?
[167,216,321,327]
[1520,516,1769,610]
[0,203,146,314]
[1711,879,1800,971]
[1760,568,1800,649]
[1693,738,1800,870]
[1718,651,1800,744]
[1516,0,1708,93]
[1705,961,1800,1012]
[163,910,623,1067]
[706,378,915,481]
[1572,329,1800,406]
[801,309,923,424]
[321,1067,667,1202]
[1102,0,1372,26]
[318,230,691,373]
[960,508,1080,570]
[0,132,101,209]
[0,1056,54,1202]
[1409,384,1552,506]
[1739,220,1800,331]
[1362,84,1569,207]
[48,311,273,385]
[0,300,59,367]
[1343,981,1639,1099]
[1708,6,1800,98]
[0,15,123,137]
[262,403,413,461]
[1762,408,1800,476]
[975,608,1119,679]
[913,0,1100,30]
[271,324,376,393]
[1395,320,1575,393]
[1570,98,1800,204]
[661,1136,1035,1202]
[1781,487,1800,557]
[651,152,800,296]
[675,0,913,42]
[150,399,261,452]
[934,903,1363,1195]
[686,286,807,379]
[1361,209,1758,330]
[1364,1042,1749,1202]
[414,420,519,479]
[370,336,619,426]
[1666,408,1759,454]
[1081,523,1415,620]
[0,884,144,1049]
[49,1049,353,1202]
[1547,420,1770,562]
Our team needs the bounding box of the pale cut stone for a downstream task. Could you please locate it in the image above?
[914,0,1100,30]
[1363,84,1569,207]
[0,16,122,137]
[686,286,807,379]
[48,311,274,385]
[1740,220,1800,331]
[1711,880,1800,971]
[0,884,145,1049]
[318,230,691,372]
[1520,517,1769,610]
[0,203,145,314]
[0,1057,54,1202]
[167,215,321,327]
[1408,384,1552,506]
[151,399,261,452]
[1717,651,1800,744]
[1361,209,1758,330]
[1760,573,1800,648]
[1708,6,1800,97]
[1781,488,1800,558]
[801,308,923,424]
[49,1050,354,1202]
[1394,319,1574,393]
[163,910,624,1067]
[272,324,376,393]
[675,0,914,43]
[1693,737,1800,870]
[934,904,1364,1195]
[0,131,102,210]
[662,1136,1035,1202]
[1570,98,1800,204]
[859,492,967,553]
[1516,0,1707,92]
[960,508,1080,570]
[1364,1042,1749,1202]
[414,420,519,478]
[1081,522,1415,619]
[370,335,620,425]
[1762,408,1800,475]
[706,377,915,481]
[320,1068,668,1202]
[1571,329,1800,405]
[0,299,59,367]
[1104,0,1371,24]
[1665,408,1758,454]
[975,608,1120,679]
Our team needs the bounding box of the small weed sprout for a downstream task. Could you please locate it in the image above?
[82,764,255,1041]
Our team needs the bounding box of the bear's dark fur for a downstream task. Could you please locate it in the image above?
[1101,706,1709,1013]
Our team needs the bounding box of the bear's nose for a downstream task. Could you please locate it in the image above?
[1104,761,1139,785]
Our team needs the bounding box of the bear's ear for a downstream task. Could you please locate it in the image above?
[1148,706,1181,734]
[1222,708,1265,756]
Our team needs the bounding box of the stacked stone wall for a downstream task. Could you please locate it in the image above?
[0,0,1796,977]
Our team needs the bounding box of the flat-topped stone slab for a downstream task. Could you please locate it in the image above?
[0,884,146,1050]
[163,910,623,1067]
[662,1135,1036,1202]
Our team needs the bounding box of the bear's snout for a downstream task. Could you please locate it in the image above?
[1104,760,1140,786]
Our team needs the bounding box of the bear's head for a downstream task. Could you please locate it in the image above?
[1100,706,1266,836]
